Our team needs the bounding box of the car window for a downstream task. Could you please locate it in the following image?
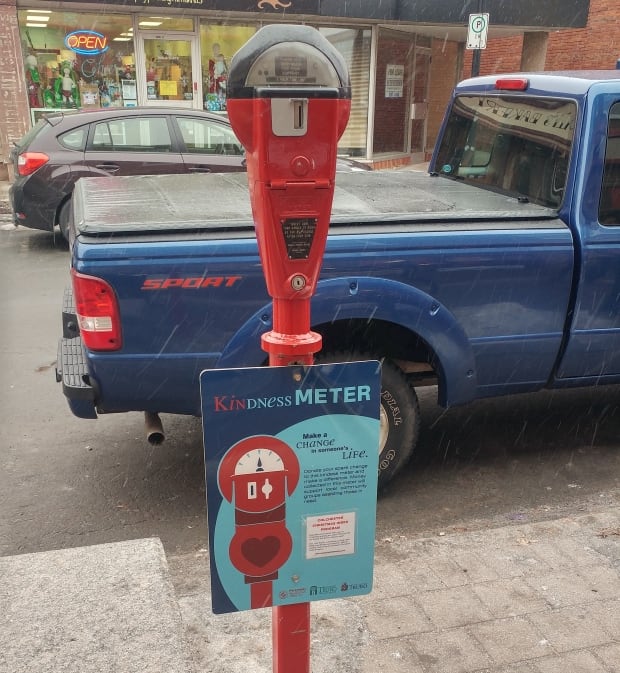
[91,117,172,152]
[599,102,620,225]
[175,116,243,155]
[59,126,88,151]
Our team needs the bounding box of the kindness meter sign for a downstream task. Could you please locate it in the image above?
[200,360,380,614]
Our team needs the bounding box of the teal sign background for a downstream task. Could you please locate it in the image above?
[200,361,380,614]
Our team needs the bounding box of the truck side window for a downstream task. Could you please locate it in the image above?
[433,95,575,209]
[599,102,620,225]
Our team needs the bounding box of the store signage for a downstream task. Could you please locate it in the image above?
[65,30,109,56]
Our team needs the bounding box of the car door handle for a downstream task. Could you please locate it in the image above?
[95,163,120,173]
[187,167,212,173]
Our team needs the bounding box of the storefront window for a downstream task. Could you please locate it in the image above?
[319,27,371,158]
[18,9,136,120]
[199,22,256,112]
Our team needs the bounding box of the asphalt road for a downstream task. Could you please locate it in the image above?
[1,226,619,563]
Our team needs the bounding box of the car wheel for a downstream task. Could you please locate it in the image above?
[317,352,420,490]
[58,199,72,241]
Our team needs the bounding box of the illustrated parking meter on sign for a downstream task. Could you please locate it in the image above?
[217,435,300,587]
[226,25,351,322]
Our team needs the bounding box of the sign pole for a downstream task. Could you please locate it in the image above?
[263,298,318,673]
[471,48,482,78]
[273,602,311,673]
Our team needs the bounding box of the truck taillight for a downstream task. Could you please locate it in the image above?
[71,269,122,351]
[17,152,49,176]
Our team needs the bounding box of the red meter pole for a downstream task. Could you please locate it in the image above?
[273,602,311,673]
[226,24,351,673]
[265,296,318,673]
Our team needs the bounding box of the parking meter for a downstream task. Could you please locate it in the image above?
[227,25,351,356]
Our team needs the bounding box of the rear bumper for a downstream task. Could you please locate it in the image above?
[9,179,58,232]
[56,336,98,419]
[56,286,97,418]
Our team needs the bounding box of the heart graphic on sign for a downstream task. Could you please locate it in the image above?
[241,536,281,567]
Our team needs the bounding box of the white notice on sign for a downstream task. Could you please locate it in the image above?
[385,64,404,98]
[306,512,356,559]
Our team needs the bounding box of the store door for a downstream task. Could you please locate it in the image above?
[372,28,414,158]
[137,33,201,108]
[410,48,431,162]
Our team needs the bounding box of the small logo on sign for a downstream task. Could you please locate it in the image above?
[258,0,292,8]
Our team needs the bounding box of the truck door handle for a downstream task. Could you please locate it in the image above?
[95,163,120,173]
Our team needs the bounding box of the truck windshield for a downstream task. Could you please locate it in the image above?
[433,94,576,208]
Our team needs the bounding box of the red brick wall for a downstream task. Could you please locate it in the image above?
[462,36,523,78]
[462,0,620,76]
[546,0,620,70]
[0,0,28,177]
[373,39,413,154]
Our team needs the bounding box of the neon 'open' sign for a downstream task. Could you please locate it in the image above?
[65,30,109,56]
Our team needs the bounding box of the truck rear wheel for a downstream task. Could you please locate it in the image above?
[317,352,420,490]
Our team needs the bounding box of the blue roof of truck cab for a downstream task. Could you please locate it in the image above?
[456,71,620,97]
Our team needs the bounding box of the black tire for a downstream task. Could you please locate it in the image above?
[317,352,420,490]
[58,199,72,241]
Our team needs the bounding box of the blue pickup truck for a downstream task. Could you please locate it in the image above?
[57,71,620,488]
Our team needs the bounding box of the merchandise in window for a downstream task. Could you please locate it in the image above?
[199,23,256,112]
[18,9,136,117]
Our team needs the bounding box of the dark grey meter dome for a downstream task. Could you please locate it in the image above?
[226,24,351,100]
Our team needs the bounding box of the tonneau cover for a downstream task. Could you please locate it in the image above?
[72,171,557,235]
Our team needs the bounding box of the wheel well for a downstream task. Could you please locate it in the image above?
[315,318,440,387]
[55,195,71,226]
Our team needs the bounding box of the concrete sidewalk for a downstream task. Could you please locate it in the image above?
[172,506,620,673]
[1,538,189,673]
[5,507,615,673]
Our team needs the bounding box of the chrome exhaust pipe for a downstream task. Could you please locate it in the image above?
[145,411,165,445]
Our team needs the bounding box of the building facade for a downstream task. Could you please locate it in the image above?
[462,0,620,78]
[0,0,591,177]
